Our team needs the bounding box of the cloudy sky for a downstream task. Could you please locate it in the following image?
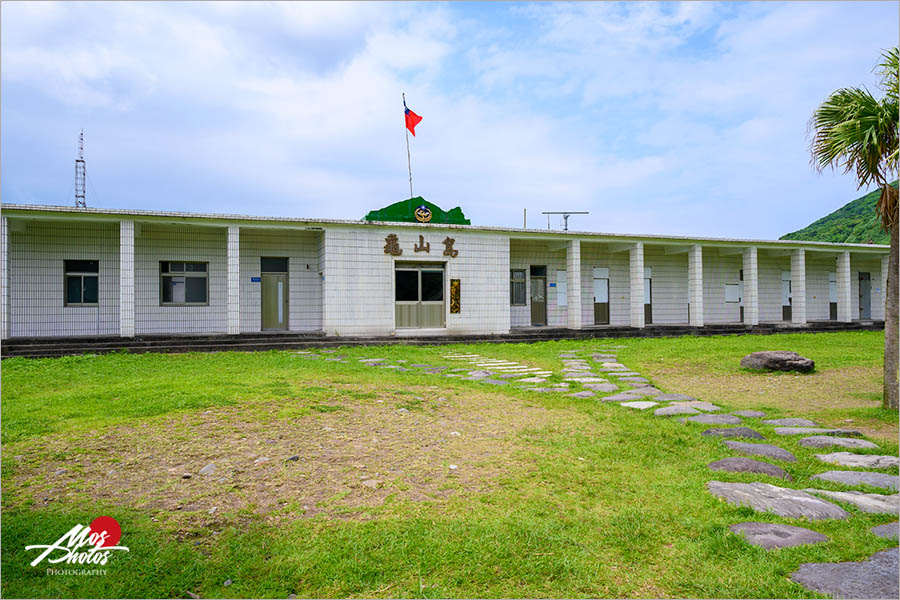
[2,1,897,238]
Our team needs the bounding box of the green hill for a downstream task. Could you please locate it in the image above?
[780,182,896,245]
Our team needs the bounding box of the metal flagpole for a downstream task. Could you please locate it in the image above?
[403,92,413,198]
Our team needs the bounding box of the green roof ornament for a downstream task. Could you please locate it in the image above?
[364,197,470,225]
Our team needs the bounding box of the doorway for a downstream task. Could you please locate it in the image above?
[261,257,289,330]
[781,271,792,321]
[859,272,871,319]
[593,267,610,325]
[644,267,652,325]
[395,263,445,328]
[530,265,547,326]
[828,272,837,320]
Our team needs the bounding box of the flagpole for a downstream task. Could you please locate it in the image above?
[403,92,413,199]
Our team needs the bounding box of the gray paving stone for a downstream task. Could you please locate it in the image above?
[733,410,767,418]
[762,418,819,427]
[707,480,849,519]
[701,427,764,440]
[669,400,721,412]
[565,377,607,383]
[804,489,900,514]
[708,457,792,480]
[601,392,644,402]
[799,436,879,450]
[654,405,701,416]
[620,401,658,410]
[517,376,547,384]
[775,427,863,437]
[723,441,797,462]
[467,370,493,378]
[729,522,828,549]
[815,452,899,470]
[687,414,743,425]
[480,379,510,386]
[609,371,641,377]
[629,387,662,396]
[619,376,648,383]
[569,391,596,398]
[655,393,697,402]
[583,383,618,392]
[811,470,898,491]
[871,522,899,540]
[790,547,898,599]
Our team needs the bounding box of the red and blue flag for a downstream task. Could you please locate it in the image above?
[404,99,422,136]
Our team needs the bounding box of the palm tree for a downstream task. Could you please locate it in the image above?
[809,47,898,410]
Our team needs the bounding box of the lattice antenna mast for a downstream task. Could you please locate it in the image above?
[75,129,87,208]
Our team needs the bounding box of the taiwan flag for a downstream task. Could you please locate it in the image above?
[404,101,423,136]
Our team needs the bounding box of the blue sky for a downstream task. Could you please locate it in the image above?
[1,1,897,238]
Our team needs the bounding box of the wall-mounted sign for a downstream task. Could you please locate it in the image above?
[442,237,458,257]
[414,205,433,223]
[251,276,261,282]
[414,234,430,253]
[384,234,402,256]
[450,279,460,313]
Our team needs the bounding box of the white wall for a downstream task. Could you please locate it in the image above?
[509,240,568,327]
[579,244,631,326]
[643,246,689,324]
[758,253,791,322]
[805,256,834,321]
[239,228,323,332]
[852,255,885,320]
[702,250,742,324]
[8,220,120,337]
[135,223,227,334]
[323,226,509,336]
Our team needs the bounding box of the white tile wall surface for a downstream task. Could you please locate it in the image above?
[8,220,120,337]
[510,240,569,327]
[239,228,323,332]
[580,243,631,326]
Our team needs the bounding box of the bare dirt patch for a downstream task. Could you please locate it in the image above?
[4,382,587,525]
[647,364,897,439]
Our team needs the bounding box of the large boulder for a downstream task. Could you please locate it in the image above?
[740,351,814,373]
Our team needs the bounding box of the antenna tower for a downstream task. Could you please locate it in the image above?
[75,130,87,208]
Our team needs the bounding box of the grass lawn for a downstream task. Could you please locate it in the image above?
[1,330,897,598]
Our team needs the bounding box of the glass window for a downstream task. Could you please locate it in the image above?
[261,257,288,273]
[530,265,546,277]
[421,271,444,301]
[160,261,207,305]
[64,260,99,306]
[510,269,526,305]
[395,270,418,302]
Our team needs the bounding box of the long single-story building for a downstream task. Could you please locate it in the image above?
[0,199,890,343]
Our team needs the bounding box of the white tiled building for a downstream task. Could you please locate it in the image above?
[0,203,890,341]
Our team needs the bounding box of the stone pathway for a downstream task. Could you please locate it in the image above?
[298,345,898,597]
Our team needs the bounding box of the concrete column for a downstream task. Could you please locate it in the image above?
[566,239,582,329]
[629,242,645,328]
[742,247,759,325]
[882,255,889,319]
[119,220,135,338]
[688,244,704,326]
[791,248,807,324]
[227,225,241,335]
[1,216,8,340]
[837,251,852,322]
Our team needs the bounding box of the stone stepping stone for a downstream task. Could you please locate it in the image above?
[569,391,595,399]
[799,436,878,449]
[775,427,862,437]
[498,373,528,379]
[732,410,766,418]
[871,522,899,540]
[762,418,819,427]
[565,377,607,383]
[701,427,764,440]
[601,362,626,368]
[467,370,493,377]
[687,414,743,425]
[583,383,618,392]
[619,376,648,383]
[729,522,828,549]
[360,358,385,363]
[811,471,898,491]
[629,387,662,396]
[620,401,658,410]
[723,441,797,462]
[803,489,900,514]
[480,379,510,386]
[517,377,547,384]
[790,547,898,600]
[602,392,645,402]
[524,387,558,393]
[625,381,652,388]
[655,393,697,402]
[816,452,899,470]
[707,481,848,520]
[708,457,792,480]
[669,400,720,412]
[655,405,700,416]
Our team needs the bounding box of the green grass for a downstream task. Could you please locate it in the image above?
[2,331,896,598]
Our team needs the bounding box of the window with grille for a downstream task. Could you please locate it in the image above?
[510,269,526,305]
[64,260,99,306]
[160,261,208,305]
